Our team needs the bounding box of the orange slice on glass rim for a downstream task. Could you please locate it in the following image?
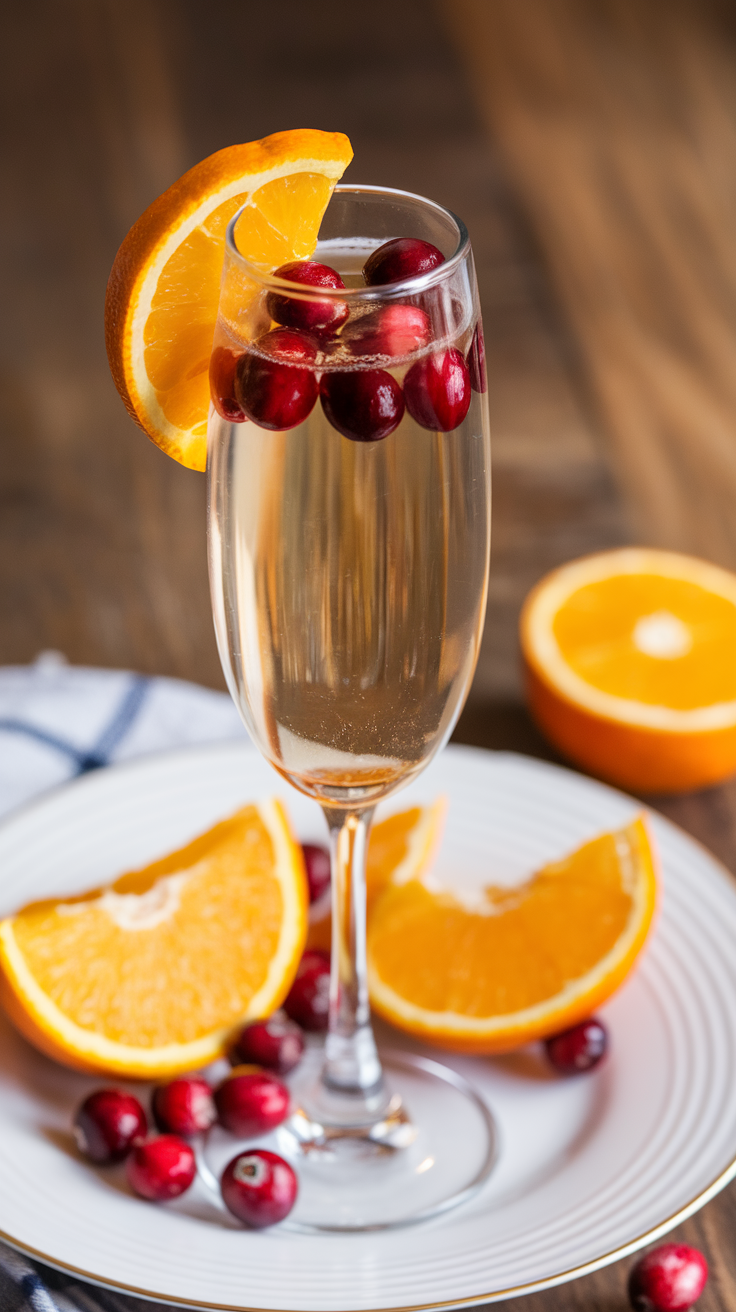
[105,130,353,472]
[367,816,657,1052]
[0,801,308,1078]
[521,548,736,793]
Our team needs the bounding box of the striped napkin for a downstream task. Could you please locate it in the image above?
[0,654,248,1310]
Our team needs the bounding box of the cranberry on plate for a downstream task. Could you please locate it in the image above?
[126,1134,196,1201]
[267,260,349,337]
[73,1088,147,1164]
[467,322,487,394]
[320,368,404,443]
[363,238,445,286]
[232,1015,305,1076]
[152,1077,216,1136]
[302,842,331,903]
[209,345,246,422]
[235,327,319,431]
[545,1018,608,1075]
[628,1243,708,1311]
[342,304,431,359]
[221,1148,297,1228]
[283,949,331,1031]
[215,1069,290,1137]
[403,347,471,432]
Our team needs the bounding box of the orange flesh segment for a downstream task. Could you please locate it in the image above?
[555,573,736,709]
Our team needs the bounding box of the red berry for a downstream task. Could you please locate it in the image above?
[320,369,404,443]
[209,345,247,422]
[628,1244,708,1312]
[233,1015,305,1075]
[403,348,471,432]
[545,1018,608,1074]
[152,1078,216,1136]
[235,328,318,431]
[302,843,331,902]
[215,1070,290,1137]
[73,1089,147,1164]
[283,949,331,1031]
[467,323,487,394]
[221,1148,297,1228]
[342,304,431,359]
[126,1134,196,1201]
[363,238,445,286]
[267,260,349,337]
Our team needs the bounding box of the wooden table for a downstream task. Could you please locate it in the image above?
[2,1,736,1308]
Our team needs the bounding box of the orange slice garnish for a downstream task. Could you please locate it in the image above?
[367,816,657,1052]
[0,802,307,1078]
[105,130,353,471]
[521,548,736,793]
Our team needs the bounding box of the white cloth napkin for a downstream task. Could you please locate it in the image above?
[0,655,249,1311]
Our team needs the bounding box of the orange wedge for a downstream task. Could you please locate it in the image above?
[521,548,736,793]
[306,799,446,952]
[0,802,308,1078]
[105,130,353,471]
[367,816,657,1052]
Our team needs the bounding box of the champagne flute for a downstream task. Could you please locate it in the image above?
[207,185,493,1230]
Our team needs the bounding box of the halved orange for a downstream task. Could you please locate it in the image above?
[521,548,736,793]
[105,130,353,471]
[306,800,446,952]
[367,816,657,1052]
[0,801,308,1078]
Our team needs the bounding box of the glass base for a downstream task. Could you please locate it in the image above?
[202,1048,497,1233]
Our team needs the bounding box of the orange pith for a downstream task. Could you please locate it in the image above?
[0,801,308,1078]
[521,548,736,793]
[105,130,353,472]
[306,800,446,952]
[367,817,657,1052]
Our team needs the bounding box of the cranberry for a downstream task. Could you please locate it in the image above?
[235,328,318,431]
[628,1244,708,1311]
[403,348,471,432]
[221,1148,297,1228]
[545,1018,608,1074]
[233,1015,305,1075]
[126,1134,196,1201]
[467,323,487,394]
[321,369,404,443]
[283,949,331,1031]
[302,843,331,902]
[267,260,349,337]
[152,1077,216,1136]
[73,1089,147,1164]
[363,238,445,286]
[209,345,247,422]
[342,304,432,359]
[215,1070,290,1137]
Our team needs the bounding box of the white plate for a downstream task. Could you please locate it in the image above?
[0,743,734,1311]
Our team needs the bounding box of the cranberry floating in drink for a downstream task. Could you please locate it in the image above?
[267,260,349,336]
[221,1149,297,1228]
[320,368,405,442]
[342,304,432,359]
[235,327,319,430]
[210,345,247,422]
[363,237,445,286]
[467,323,487,394]
[73,1089,147,1164]
[404,348,471,432]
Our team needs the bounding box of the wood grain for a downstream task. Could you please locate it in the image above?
[444,0,736,567]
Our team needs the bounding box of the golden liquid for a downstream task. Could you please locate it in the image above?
[208,363,491,807]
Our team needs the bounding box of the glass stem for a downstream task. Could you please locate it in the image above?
[321,806,384,1097]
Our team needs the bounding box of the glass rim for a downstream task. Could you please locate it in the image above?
[224,183,470,301]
